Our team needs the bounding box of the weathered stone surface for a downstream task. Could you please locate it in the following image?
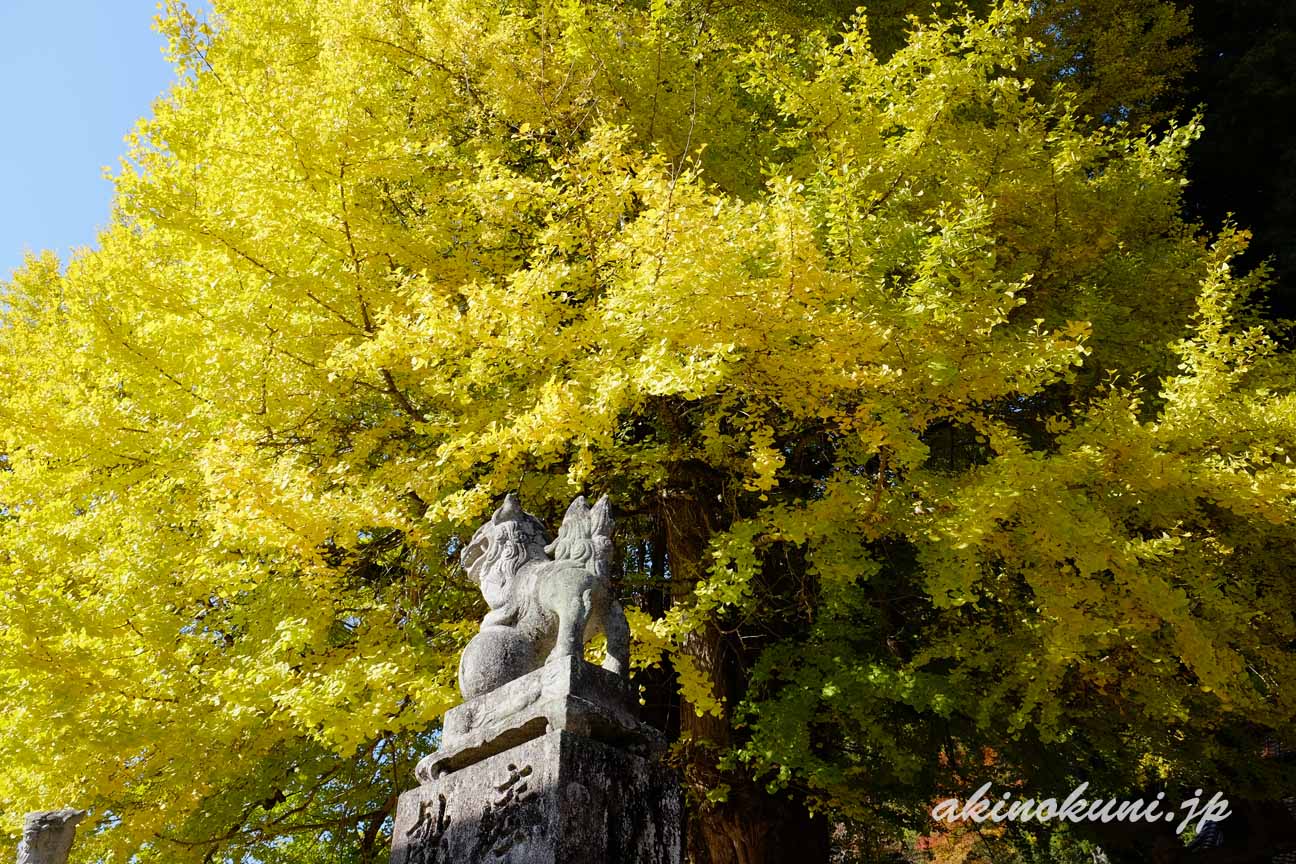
[418,656,663,782]
[393,495,681,864]
[392,731,681,864]
[16,809,86,864]
[457,494,630,699]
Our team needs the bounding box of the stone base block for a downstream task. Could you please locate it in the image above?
[392,731,681,864]
[417,656,663,782]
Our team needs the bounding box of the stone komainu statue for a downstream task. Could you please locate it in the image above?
[457,493,630,698]
[16,809,85,864]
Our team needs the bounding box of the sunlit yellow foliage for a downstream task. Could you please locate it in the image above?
[0,0,1291,860]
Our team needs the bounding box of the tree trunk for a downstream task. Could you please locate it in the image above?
[660,484,831,864]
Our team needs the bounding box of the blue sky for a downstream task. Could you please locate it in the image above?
[1,2,178,281]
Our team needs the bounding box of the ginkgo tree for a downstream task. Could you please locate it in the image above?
[2,0,1293,863]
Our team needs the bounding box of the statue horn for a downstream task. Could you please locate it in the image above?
[494,493,524,524]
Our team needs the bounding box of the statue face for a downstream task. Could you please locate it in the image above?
[480,535,525,607]
[462,518,548,609]
[461,524,492,584]
[463,499,550,576]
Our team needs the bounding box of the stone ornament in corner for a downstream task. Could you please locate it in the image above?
[457,493,630,699]
[392,493,681,864]
[17,809,86,864]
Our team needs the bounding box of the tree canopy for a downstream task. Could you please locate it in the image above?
[2,1,1293,862]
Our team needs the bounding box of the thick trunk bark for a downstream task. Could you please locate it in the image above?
[677,622,830,864]
[661,485,830,864]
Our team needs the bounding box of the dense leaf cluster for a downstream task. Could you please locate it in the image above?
[1,1,1292,862]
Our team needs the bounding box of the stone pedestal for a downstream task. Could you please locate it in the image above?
[392,658,681,864]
